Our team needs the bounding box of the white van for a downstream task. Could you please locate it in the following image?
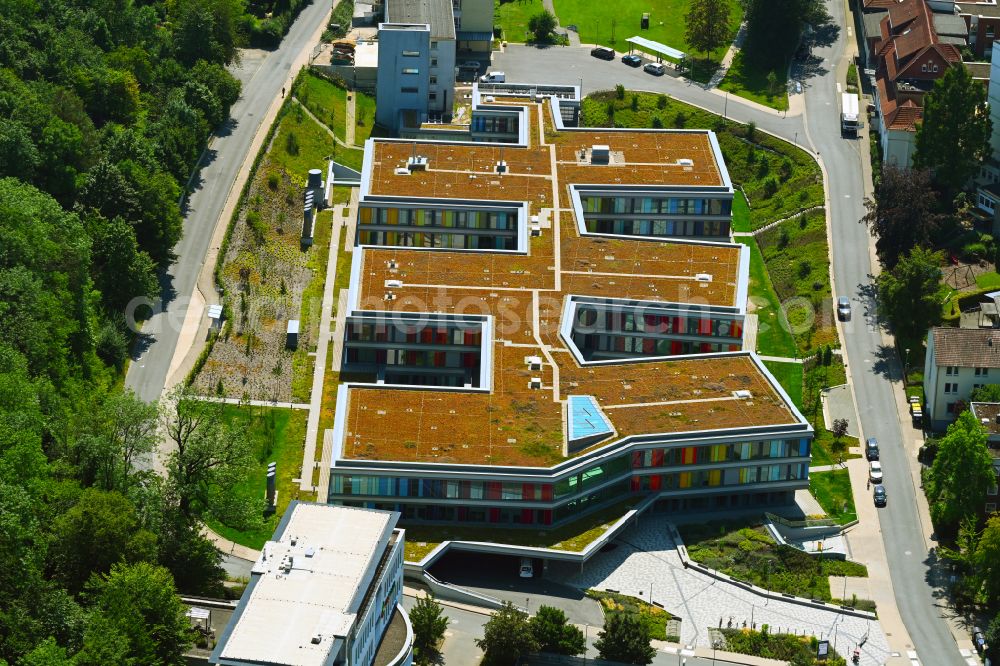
[480,71,506,83]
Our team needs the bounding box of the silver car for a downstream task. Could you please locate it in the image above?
[837,296,851,321]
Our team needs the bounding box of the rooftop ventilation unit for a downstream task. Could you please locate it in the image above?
[591,145,610,164]
[678,158,694,166]
[529,377,542,389]
[695,273,713,282]
[394,167,411,176]
[526,355,542,370]
[484,95,495,103]
[530,225,542,237]
[311,635,322,645]
[495,160,507,174]
[385,279,403,288]
[407,155,428,171]
[733,390,752,399]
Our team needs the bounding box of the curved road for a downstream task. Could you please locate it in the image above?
[125,0,333,403]
[495,1,965,661]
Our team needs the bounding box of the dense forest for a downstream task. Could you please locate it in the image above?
[0,0,288,662]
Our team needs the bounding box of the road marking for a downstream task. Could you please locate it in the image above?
[905,550,912,556]
[837,83,842,94]
[844,194,851,198]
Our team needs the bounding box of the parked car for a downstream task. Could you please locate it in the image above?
[622,54,642,67]
[865,437,879,461]
[873,484,887,507]
[644,62,666,76]
[869,460,883,483]
[908,396,923,423]
[837,296,851,321]
[459,60,482,70]
[591,46,614,60]
[519,558,534,578]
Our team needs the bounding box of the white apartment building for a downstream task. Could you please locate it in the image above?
[924,326,1000,430]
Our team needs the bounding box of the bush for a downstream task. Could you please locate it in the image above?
[651,116,663,128]
[674,111,687,128]
[963,242,988,261]
[615,84,625,100]
[762,177,779,198]
[267,173,280,190]
[246,210,267,245]
[656,94,668,110]
[285,131,299,156]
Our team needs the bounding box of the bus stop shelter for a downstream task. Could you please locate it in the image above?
[625,36,685,62]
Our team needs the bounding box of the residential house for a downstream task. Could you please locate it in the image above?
[871,0,963,167]
[924,326,1000,429]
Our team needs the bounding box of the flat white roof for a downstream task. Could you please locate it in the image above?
[219,504,397,666]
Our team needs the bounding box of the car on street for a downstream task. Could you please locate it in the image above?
[837,296,851,321]
[519,558,533,578]
[908,396,923,424]
[865,437,879,461]
[644,62,666,76]
[873,484,887,507]
[869,460,883,483]
[622,54,642,67]
[591,46,615,60]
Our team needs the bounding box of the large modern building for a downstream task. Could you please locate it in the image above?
[326,83,812,532]
[210,503,411,666]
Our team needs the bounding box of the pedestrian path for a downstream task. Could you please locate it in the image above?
[201,523,261,561]
[706,23,745,89]
[757,354,803,364]
[186,395,311,410]
[560,518,891,666]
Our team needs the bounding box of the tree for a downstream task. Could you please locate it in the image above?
[831,418,848,439]
[409,595,448,663]
[914,63,992,193]
[975,514,1000,604]
[861,166,941,269]
[740,0,827,69]
[971,384,1000,403]
[685,0,732,61]
[162,386,255,519]
[593,613,655,665]
[875,247,943,343]
[926,410,995,531]
[529,605,586,656]
[85,561,193,665]
[527,10,557,43]
[475,602,538,666]
[17,638,73,666]
[985,613,1000,662]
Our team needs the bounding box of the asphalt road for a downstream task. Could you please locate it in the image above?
[802,2,963,664]
[124,0,332,403]
[495,10,964,664]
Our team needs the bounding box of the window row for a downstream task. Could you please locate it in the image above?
[631,439,810,468]
[575,334,739,356]
[357,230,516,250]
[344,348,480,369]
[584,219,727,238]
[332,476,556,500]
[581,196,732,216]
[360,206,516,230]
[346,324,483,346]
[471,115,518,134]
[576,310,742,338]
[630,463,808,491]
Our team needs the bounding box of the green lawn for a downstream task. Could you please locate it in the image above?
[402,497,640,561]
[496,0,544,43]
[976,271,1000,290]
[354,90,377,144]
[586,590,677,641]
[679,521,867,602]
[205,405,313,550]
[270,105,338,184]
[291,208,334,402]
[732,190,751,232]
[809,469,858,525]
[335,144,365,172]
[552,0,741,62]
[739,237,797,358]
[296,71,349,141]
[763,360,803,409]
[719,51,789,111]
[755,210,836,355]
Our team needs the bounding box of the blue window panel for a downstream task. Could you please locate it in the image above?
[799,438,810,457]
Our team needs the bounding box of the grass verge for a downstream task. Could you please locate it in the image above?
[290,209,334,402]
[738,237,797,358]
[496,0,544,43]
[732,190,751,233]
[809,469,858,525]
[720,629,846,665]
[402,497,640,561]
[763,360,803,409]
[718,51,789,111]
[205,405,314,550]
[802,356,860,467]
[678,520,867,602]
[586,590,678,642]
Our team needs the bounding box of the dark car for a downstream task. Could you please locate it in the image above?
[591,46,614,60]
[873,484,887,507]
[865,437,879,461]
[622,54,642,67]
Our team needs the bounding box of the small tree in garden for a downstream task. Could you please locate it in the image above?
[594,613,655,665]
[476,602,538,666]
[409,594,448,664]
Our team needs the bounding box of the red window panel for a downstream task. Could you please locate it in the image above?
[615,336,626,352]
[406,328,417,343]
[643,338,655,354]
[489,508,500,523]
[434,352,446,367]
[671,341,683,356]
[460,481,471,498]
[421,328,433,344]
[630,477,641,492]
[645,314,658,328]
[375,325,388,341]
[462,352,477,368]
[541,510,553,525]
[375,350,387,364]
[486,482,501,500]
[700,342,712,353]
[407,350,418,365]
[522,483,535,500]
[731,322,742,338]
[521,509,533,524]
[729,344,740,352]
[631,451,643,468]
[652,449,664,467]
[650,475,662,491]
[458,506,468,521]
[673,317,684,333]
[464,330,476,346]
[699,318,713,335]
[436,328,448,344]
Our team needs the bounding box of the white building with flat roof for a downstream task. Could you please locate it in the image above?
[210,502,411,666]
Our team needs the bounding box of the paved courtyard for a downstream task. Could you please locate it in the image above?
[554,518,892,666]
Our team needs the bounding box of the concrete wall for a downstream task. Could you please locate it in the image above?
[429,37,456,116]
[881,127,916,168]
[377,24,432,132]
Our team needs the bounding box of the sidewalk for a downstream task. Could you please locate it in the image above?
[201,523,261,562]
